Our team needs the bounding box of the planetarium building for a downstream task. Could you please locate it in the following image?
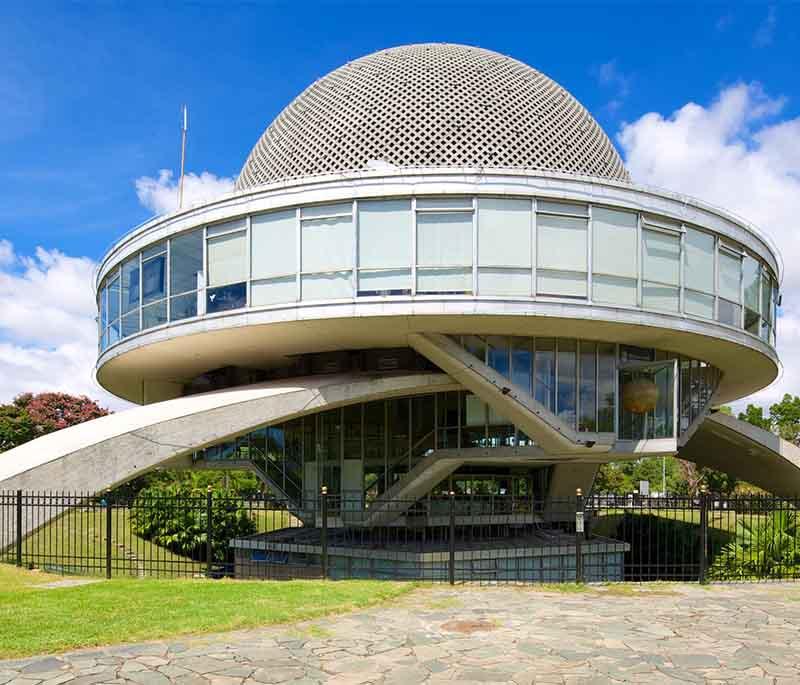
[1,44,796,577]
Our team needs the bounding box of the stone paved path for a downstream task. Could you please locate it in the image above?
[3,583,800,684]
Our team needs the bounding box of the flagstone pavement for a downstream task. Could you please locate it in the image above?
[3,583,800,684]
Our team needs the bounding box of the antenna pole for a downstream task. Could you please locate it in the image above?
[178,105,188,209]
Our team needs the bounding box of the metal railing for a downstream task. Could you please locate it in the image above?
[3,489,800,584]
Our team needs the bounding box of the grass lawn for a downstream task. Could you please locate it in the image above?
[0,564,413,659]
[15,506,299,578]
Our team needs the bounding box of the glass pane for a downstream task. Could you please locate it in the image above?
[745,306,760,335]
[534,338,556,412]
[477,197,531,267]
[207,282,246,313]
[478,268,531,296]
[107,320,120,346]
[537,214,587,272]
[436,391,459,450]
[364,400,386,499]
[761,272,771,323]
[320,409,341,496]
[170,229,203,295]
[411,395,435,468]
[107,276,120,322]
[684,228,714,293]
[416,197,472,210]
[579,342,597,432]
[462,335,486,362]
[642,229,679,286]
[142,254,166,304]
[486,336,510,379]
[142,300,167,330]
[358,199,412,269]
[557,339,577,428]
[416,267,471,293]
[141,241,166,259]
[537,270,587,297]
[538,200,588,216]
[170,292,198,321]
[685,290,714,319]
[301,202,352,218]
[511,338,532,394]
[387,398,410,483]
[207,231,246,287]
[207,218,246,237]
[301,216,353,272]
[99,286,107,329]
[642,283,679,312]
[358,269,411,295]
[302,271,352,300]
[121,311,139,337]
[122,258,140,314]
[718,250,741,302]
[417,213,472,267]
[252,276,297,306]
[597,343,616,432]
[717,299,741,327]
[593,275,636,306]
[251,209,297,279]
[743,256,760,312]
[592,207,637,278]
[619,363,675,440]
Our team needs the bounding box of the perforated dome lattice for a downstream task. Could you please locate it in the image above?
[236,43,629,189]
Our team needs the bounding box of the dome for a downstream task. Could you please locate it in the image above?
[236,43,630,188]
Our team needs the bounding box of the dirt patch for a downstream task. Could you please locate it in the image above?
[440,619,497,634]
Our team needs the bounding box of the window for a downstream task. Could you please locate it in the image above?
[743,255,760,334]
[207,223,247,313]
[511,338,532,394]
[597,343,616,432]
[718,248,742,326]
[641,228,679,312]
[142,254,166,304]
[358,199,411,295]
[557,339,577,428]
[683,228,714,319]
[534,338,556,411]
[416,199,473,293]
[537,207,588,297]
[592,207,637,306]
[477,198,531,296]
[579,342,597,432]
[121,257,140,315]
[486,336,510,379]
[170,229,203,321]
[251,209,297,305]
[301,203,353,300]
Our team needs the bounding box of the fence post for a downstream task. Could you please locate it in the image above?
[206,486,213,579]
[105,493,112,580]
[698,488,709,584]
[16,490,22,568]
[575,488,584,584]
[448,490,456,585]
[320,486,328,579]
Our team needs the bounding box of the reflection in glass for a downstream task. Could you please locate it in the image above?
[511,338,532,394]
[364,401,386,500]
[486,336,510,379]
[142,255,166,304]
[207,282,246,313]
[534,338,556,412]
[579,341,597,432]
[122,258,140,315]
[170,230,203,295]
[557,339,577,428]
[597,343,616,432]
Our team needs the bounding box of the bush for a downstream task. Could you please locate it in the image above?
[130,484,256,562]
[708,509,800,580]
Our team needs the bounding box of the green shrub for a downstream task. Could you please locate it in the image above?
[130,484,256,562]
[708,509,800,580]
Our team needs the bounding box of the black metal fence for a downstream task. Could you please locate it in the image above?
[2,489,800,584]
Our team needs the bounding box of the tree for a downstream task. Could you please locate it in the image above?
[0,405,36,453]
[738,404,771,431]
[15,392,110,433]
[769,394,800,445]
[0,392,111,454]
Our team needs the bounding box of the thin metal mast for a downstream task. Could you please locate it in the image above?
[178,105,188,209]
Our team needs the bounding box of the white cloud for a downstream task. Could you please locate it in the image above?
[0,243,128,410]
[618,82,800,412]
[592,59,631,114]
[135,169,235,216]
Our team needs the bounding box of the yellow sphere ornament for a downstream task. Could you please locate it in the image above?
[622,377,659,414]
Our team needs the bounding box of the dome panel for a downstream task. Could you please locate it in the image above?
[237,43,629,188]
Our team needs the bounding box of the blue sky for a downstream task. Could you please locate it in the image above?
[1,1,799,408]
[1,1,796,260]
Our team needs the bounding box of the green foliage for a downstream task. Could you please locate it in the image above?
[130,483,256,562]
[709,509,800,580]
[594,457,686,495]
[738,404,771,431]
[0,404,35,453]
[770,394,800,445]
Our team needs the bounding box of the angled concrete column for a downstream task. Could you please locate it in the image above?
[0,373,457,541]
[409,333,612,456]
[680,412,800,497]
[544,463,599,524]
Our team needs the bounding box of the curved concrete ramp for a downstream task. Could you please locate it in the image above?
[0,372,455,495]
[680,412,800,497]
